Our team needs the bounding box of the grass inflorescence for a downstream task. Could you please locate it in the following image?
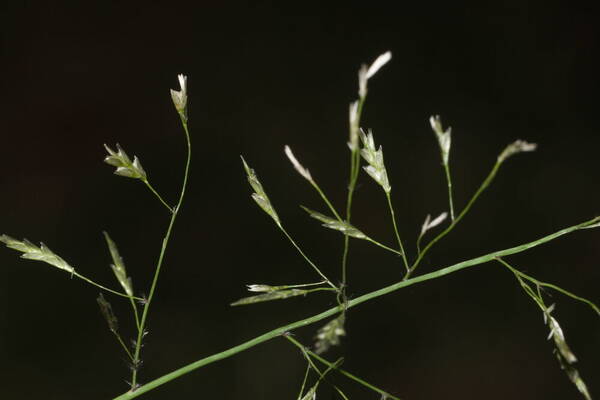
[1,53,597,400]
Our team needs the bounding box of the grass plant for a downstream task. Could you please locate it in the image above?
[1,53,598,399]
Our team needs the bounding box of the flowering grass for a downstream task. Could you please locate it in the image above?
[1,53,598,400]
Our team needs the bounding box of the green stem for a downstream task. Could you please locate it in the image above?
[310,180,342,221]
[129,297,141,331]
[278,226,338,292]
[286,335,401,400]
[443,162,455,222]
[297,362,311,400]
[113,330,134,362]
[143,180,173,213]
[306,287,338,294]
[342,97,365,290]
[130,112,192,389]
[385,192,409,272]
[288,338,346,399]
[113,216,599,399]
[73,272,142,300]
[365,237,404,256]
[496,257,600,316]
[407,160,502,278]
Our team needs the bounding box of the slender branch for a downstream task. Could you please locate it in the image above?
[342,97,366,289]
[309,180,342,222]
[113,216,599,399]
[385,192,409,272]
[286,335,402,400]
[297,362,311,400]
[278,226,338,292]
[72,272,142,301]
[365,237,404,256]
[130,112,192,389]
[407,160,502,278]
[443,162,455,222]
[113,331,134,362]
[129,297,141,331]
[143,180,173,213]
[495,257,600,316]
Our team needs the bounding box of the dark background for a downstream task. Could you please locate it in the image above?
[1,1,599,399]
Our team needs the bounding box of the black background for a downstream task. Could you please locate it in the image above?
[1,1,599,399]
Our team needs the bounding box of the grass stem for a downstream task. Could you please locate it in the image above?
[113,215,599,399]
[143,180,173,213]
[285,335,402,400]
[407,160,501,278]
[385,192,409,272]
[73,272,142,300]
[279,226,338,292]
[130,112,192,389]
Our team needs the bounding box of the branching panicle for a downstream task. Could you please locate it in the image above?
[2,54,597,400]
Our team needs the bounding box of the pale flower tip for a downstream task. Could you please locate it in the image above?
[284,145,312,181]
[349,101,359,124]
[246,284,273,292]
[170,74,188,113]
[498,140,538,162]
[429,115,436,128]
[429,115,442,133]
[177,74,187,91]
[366,50,392,79]
[240,155,250,172]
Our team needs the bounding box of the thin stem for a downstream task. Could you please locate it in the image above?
[297,362,311,400]
[342,97,365,290]
[279,226,338,292]
[143,180,173,213]
[113,331,134,362]
[262,281,329,290]
[306,287,338,294]
[365,237,404,256]
[385,192,409,272]
[291,338,347,399]
[286,335,401,400]
[495,257,548,311]
[72,272,142,301]
[416,234,424,257]
[495,257,600,316]
[443,162,455,221]
[113,216,599,399]
[129,297,141,331]
[306,354,347,399]
[341,235,350,290]
[407,160,502,279]
[130,112,192,389]
[310,180,342,221]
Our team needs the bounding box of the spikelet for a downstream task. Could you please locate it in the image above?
[314,314,346,354]
[359,128,391,193]
[301,206,366,239]
[498,140,537,163]
[0,235,74,274]
[241,156,281,226]
[429,115,452,165]
[103,232,133,297]
[103,143,147,180]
